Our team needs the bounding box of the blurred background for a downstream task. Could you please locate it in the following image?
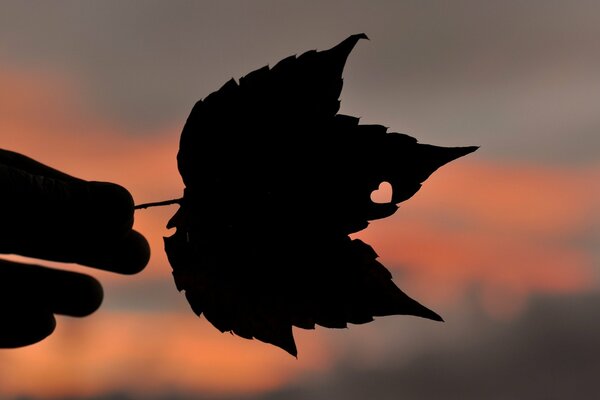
[1,1,599,399]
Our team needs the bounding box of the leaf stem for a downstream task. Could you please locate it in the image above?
[134,198,183,210]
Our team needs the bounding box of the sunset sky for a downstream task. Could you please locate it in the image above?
[1,1,599,399]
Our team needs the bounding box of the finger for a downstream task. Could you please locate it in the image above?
[1,228,150,274]
[0,258,104,317]
[0,307,56,348]
[0,150,150,273]
[66,229,151,274]
[0,161,135,238]
[0,149,78,183]
[0,149,134,233]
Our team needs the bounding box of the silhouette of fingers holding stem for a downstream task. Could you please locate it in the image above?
[0,149,150,348]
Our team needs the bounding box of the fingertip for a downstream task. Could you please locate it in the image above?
[88,181,135,232]
[1,259,105,318]
[0,310,56,348]
[53,273,104,317]
[116,230,151,274]
[82,229,150,274]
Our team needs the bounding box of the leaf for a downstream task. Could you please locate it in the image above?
[164,33,478,356]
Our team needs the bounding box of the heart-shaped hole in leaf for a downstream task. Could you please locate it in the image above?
[370,181,393,204]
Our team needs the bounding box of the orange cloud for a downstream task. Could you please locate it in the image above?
[2,63,600,398]
[408,160,599,237]
[1,64,183,280]
[355,160,599,319]
[3,64,599,315]
[0,311,332,398]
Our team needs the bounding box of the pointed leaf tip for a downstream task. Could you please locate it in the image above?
[346,33,369,41]
[441,145,478,160]
[447,145,479,163]
[409,299,444,322]
[330,33,369,54]
[321,33,369,74]
[424,309,444,322]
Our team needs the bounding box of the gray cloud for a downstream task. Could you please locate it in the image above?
[12,291,600,400]
[100,278,187,313]
[1,1,600,163]
[251,291,600,400]
[2,4,599,399]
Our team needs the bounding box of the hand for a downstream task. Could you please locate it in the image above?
[0,149,150,348]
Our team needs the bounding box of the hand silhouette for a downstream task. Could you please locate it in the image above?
[0,149,150,348]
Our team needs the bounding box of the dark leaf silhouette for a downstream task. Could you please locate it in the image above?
[164,33,477,356]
